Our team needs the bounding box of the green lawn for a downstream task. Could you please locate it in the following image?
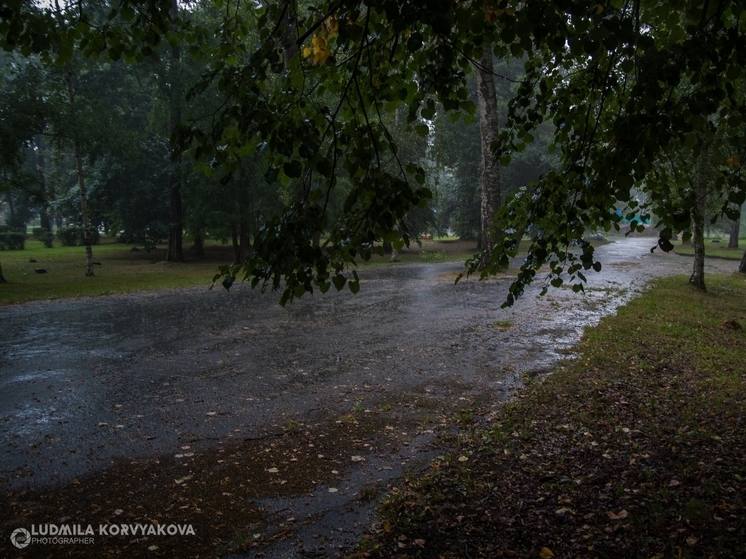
[0,238,232,305]
[1,237,612,305]
[673,239,745,260]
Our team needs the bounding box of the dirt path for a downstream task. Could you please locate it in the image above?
[0,237,738,557]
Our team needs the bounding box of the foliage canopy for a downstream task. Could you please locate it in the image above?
[2,0,744,304]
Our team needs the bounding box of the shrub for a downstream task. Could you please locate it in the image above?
[32,227,54,248]
[0,225,24,234]
[0,232,26,250]
[57,226,100,247]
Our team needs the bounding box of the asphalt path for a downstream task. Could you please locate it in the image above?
[0,237,738,556]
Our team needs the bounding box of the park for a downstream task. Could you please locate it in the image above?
[2,1,746,557]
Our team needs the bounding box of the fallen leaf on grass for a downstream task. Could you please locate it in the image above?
[458,455,469,462]
[668,479,681,488]
[607,509,629,520]
[539,547,555,558]
[267,467,279,473]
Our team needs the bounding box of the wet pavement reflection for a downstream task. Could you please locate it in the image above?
[0,238,736,497]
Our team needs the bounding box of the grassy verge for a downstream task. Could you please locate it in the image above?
[361,274,746,558]
[673,240,745,260]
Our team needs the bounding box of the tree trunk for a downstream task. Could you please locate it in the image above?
[280,0,298,69]
[231,225,240,264]
[6,191,14,222]
[739,248,746,274]
[40,211,52,232]
[688,148,708,291]
[166,171,183,262]
[476,49,501,262]
[230,219,251,264]
[65,65,94,277]
[728,215,740,249]
[37,135,52,232]
[0,261,6,283]
[192,233,205,257]
[238,219,249,263]
[166,0,184,263]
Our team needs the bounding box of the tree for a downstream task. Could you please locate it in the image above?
[729,207,741,248]
[63,63,95,276]
[3,0,746,305]
[688,144,709,290]
[0,53,49,283]
[476,50,501,257]
[165,0,184,263]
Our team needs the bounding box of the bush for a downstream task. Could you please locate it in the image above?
[57,226,100,247]
[32,227,54,248]
[0,225,23,234]
[0,232,26,250]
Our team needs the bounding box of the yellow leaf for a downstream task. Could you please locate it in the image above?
[458,455,468,462]
[540,547,555,559]
[313,48,331,65]
[303,46,312,58]
[728,155,740,168]
[326,16,338,37]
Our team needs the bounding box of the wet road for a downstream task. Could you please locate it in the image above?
[0,238,735,495]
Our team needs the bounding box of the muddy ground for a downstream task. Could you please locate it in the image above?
[0,237,738,558]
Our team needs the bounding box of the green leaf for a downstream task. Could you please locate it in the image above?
[332,274,346,291]
[316,158,333,177]
[221,276,236,291]
[283,160,303,179]
[407,33,423,52]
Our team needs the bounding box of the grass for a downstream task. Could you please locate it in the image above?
[673,239,745,260]
[0,238,479,305]
[1,237,613,305]
[361,273,746,558]
[0,238,241,305]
